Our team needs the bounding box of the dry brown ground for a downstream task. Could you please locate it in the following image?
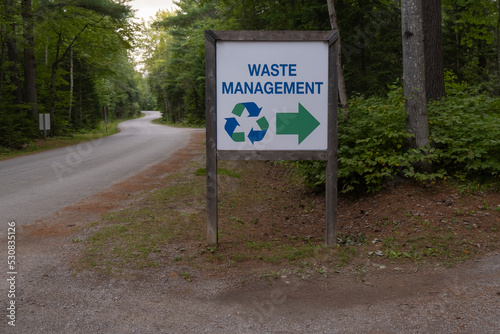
[5,130,500,333]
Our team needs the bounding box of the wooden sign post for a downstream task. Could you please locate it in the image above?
[205,30,339,246]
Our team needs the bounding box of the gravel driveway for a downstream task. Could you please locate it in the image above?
[2,132,499,333]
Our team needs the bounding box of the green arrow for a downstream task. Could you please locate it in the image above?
[276,103,320,144]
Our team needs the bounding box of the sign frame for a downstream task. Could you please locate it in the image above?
[205,30,339,245]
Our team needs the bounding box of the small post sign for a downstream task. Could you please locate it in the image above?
[205,30,339,245]
[39,113,51,137]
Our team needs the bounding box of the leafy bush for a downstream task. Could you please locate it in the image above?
[0,106,37,150]
[294,82,500,192]
[429,92,500,181]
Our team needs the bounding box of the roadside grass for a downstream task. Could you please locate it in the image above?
[359,217,498,268]
[75,157,500,279]
[76,160,336,277]
[79,169,206,274]
[153,117,205,128]
[0,117,128,160]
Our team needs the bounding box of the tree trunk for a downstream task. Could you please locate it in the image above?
[48,21,94,133]
[49,61,58,132]
[497,0,500,74]
[45,36,49,66]
[164,97,169,123]
[49,32,63,134]
[79,75,83,128]
[69,48,74,123]
[327,0,349,118]
[402,0,429,149]
[22,0,38,120]
[0,35,4,99]
[162,88,169,123]
[453,4,460,71]
[6,0,23,105]
[423,0,445,101]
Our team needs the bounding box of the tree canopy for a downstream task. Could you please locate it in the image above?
[2,0,499,190]
[140,0,499,191]
[141,0,499,125]
[0,0,143,148]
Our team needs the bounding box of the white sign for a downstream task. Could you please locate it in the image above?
[39,114,51,131]
[216,41,328,151]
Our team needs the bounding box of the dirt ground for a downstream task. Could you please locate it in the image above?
[2,131,500,333]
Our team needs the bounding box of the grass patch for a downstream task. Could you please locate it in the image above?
[75,157,500,279]
[0,118,125,160]
[82,211,179,272]
[153,117,205,128]
[362,215,498,267]
[77,165,207,274]
[194,167,241,178]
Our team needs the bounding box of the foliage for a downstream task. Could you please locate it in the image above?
[429,87,500,182]
[143,0,224,126]
[336,0,402,95]
[3,0,500,185]
[143,0,500,127]
[442,0,499,84]
[212,0,330,30]
[0,0,143,149]
[295,81,500,193]
[0,107,37,149]
[138,0,500,191]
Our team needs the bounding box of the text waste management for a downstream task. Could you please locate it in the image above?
[221,63,324,95]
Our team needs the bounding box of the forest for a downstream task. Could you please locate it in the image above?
[0,0,151,149]
[1,0,500,191]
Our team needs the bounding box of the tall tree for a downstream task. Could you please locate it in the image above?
[0,0,139,148]
[141,10,173,118]
[442,0,497,82]
[43,0,130,132]
[327,0,349,116]
[5,0,23,105]
[497,0,500,73]
[423,0,445,101]
[402,0,429,149]
[152,0,220,124]
[333,0,403,96]
[22,0,38,120]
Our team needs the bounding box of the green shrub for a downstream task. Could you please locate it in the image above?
[0,105,37,150]
[294,81,500,192]
[429,92,500,181]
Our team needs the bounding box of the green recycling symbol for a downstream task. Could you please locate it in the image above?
[224,102,269,144]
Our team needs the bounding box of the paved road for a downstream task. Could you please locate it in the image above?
[0,111,195,238]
